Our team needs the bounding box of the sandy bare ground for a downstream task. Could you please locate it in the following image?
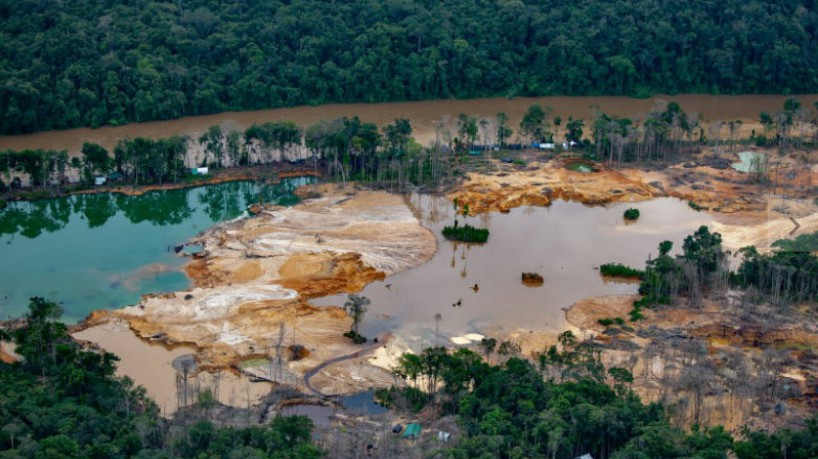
[451,151,818,252]
[77,189,436,412]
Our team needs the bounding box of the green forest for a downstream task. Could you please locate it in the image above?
[2,0,818,134]
[0,298,321,458]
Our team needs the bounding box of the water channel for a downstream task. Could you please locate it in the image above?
[1,94,815,155]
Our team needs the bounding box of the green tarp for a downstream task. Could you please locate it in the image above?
[402,423,421,439]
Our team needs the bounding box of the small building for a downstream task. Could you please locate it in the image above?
[539,143,555,150]
[191,167,209,175]
[575,454,594,459]
[402,423,422,440]
[107,171,124,181]
[94,176,107,186]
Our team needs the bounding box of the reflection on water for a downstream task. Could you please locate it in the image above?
[73,321,273,417]
[312,196,713,348]
[0,177,312,321]
[280,404,336,428]
[338,390,389,416]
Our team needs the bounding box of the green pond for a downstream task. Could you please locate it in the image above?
[732,151,766,173]
[0,177,313,322]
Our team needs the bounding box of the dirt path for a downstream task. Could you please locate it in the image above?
[303,336,387,396]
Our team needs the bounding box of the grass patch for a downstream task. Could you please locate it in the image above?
[442,224,489,243]
[623,208,640,220]
[600,263,645,279]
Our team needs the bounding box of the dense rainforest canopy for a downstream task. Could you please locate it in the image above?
[2,0,818,134]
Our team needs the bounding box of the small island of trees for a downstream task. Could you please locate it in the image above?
[624,208,640,220]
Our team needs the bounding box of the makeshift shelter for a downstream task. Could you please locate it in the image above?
[402,423,422,440]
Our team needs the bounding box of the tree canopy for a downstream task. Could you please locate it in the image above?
[2,0,818,134]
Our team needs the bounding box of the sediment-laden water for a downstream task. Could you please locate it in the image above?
[1,94,815,155]
[313,196,713,348]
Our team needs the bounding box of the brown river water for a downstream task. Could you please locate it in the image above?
[73,320,272,417]
[2,94,816,155]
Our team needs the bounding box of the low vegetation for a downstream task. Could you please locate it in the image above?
[688,201,707,212]
[442,223,490,243]
[597,317,626,327]
[623,207,640,220]
[600,263,645,279]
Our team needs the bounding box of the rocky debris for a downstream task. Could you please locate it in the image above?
[521,272,544,286]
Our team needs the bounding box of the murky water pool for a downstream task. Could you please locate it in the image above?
[313,196,713,349]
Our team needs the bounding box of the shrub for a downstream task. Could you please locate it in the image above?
[442,224,489,243]
[600,263,645,279]
[375,386,428,413]
[0,198,6,210]
[623,208,640,220]
[688,201,707,211]
[598,318,614,327]
[343,330,367,344]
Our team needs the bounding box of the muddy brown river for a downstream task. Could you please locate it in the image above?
[1,94,816,155]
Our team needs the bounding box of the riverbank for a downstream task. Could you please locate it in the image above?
[0,163,320,203]
[1,94,816,156]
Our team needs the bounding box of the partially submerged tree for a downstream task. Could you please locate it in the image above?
[343,294,370,344]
